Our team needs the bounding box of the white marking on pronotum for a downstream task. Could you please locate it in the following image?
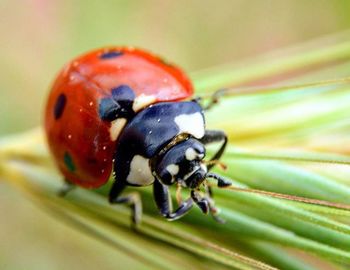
[166,164,179,176]
[174,112,205,139]
[185,148,197,161]
[109,118,127,141]
[127,155,154,186]
[133,94,156,111]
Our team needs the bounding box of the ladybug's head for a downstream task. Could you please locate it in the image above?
[154,138,209,189]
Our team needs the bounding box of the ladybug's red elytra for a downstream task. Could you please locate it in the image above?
[45,47,231,224]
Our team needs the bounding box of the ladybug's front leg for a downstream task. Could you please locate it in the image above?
[153,178,193,220]
[109,180,142,225]
[200,130,228,170]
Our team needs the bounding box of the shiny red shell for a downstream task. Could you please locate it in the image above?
[45,47,193,188]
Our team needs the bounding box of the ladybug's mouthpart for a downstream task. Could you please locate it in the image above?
[182,163,208,189]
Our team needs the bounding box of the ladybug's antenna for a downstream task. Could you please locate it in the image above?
[200,76,350,101]
[221,185,350,211]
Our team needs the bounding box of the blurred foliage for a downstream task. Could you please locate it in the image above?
[2,1,350,270]
[2,0,350,135]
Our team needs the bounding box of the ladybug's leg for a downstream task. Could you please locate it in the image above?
[200,130,228,170]
[192,188,225,223]
[191,190,209,214]
[109,180,142,225]
[58,179,75,197]
[204,185,225,223]
[204,174,231,222]
[200,130,230,222]
[153,178,193,220]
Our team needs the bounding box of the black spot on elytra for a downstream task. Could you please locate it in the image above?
[64,152,76,172]
[99,85,136,121]
[54,93,67,120]
[100,51,123,59]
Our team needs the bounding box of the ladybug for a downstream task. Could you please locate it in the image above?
[45,47,231,224]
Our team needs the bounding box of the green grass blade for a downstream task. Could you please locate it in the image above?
[1,160,277,270]
[192,31,350,92]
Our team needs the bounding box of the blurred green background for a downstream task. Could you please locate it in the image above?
[1,1,350,269]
